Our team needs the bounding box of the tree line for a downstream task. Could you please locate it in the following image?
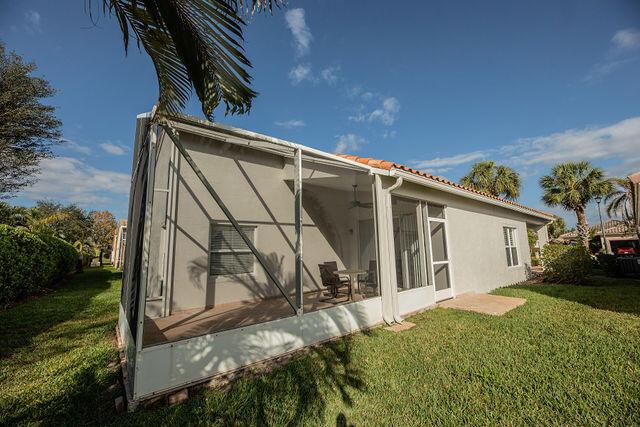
[0,200,117,265]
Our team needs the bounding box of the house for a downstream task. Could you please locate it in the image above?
[558,219,639,253]
[110,219,127,269]
[118,112,553,404]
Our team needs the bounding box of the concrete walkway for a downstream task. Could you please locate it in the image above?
[438,292,526,316]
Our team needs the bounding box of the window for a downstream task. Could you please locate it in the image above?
[503,226,519,267]
[209,224,256,276]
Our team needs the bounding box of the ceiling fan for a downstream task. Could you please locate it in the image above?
[349,184,373,209]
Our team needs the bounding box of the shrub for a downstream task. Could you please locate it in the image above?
[595,253,622,277]
[542,243,592,284]
[0,224,77,307]
[531,257,541,267]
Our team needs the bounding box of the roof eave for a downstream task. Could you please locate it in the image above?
[390,169,555,222]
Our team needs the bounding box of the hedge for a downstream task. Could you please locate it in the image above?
[541,243,592,284]
[0,224,77,307]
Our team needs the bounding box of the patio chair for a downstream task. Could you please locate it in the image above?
[324,261,350,286]
[318,264,349,302]
[360,260,378,296]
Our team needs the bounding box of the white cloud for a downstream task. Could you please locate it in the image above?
[510,116,640,168]
[19,156,130,206]
[348,97,401,125]
[59,138,91,155]
[582,58,636,83]
[368,97,400,126]
[100,141,128,156]
[275,119,306,129]
[285,8,312,57]
[583,28,640,83]
[412,151,486,171]
[382,130,397,139]
[24,10,41,34]
[411,116,640,177]
[334,134,367,154]
[288,63,313,85]
[611,28,640,52]
[320,66,339,85]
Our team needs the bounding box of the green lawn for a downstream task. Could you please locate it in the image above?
[1,268,639,425]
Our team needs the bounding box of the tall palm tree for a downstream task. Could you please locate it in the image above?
[100,0,280,120]
[539,161,612,249]
[460,161,521,200]
[605,178,635,223]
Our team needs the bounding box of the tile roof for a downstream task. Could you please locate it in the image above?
[560,219,635,239]
[335,154,554,219]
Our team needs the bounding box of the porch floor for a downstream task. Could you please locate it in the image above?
[143,288,374,347]
[438,292,526,316]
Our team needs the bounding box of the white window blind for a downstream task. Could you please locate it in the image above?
[209,224,256,276]
[503,226,519,267]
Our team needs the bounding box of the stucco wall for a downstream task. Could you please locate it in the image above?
[391,180,546,295]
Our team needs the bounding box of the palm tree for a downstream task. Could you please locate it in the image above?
[100,0,280,120]
[460,161,521,200]
[547,215,566,239]
[539,161,612,249]
[605,178,635,223]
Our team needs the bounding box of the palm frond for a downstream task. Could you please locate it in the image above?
[100,0,281,119]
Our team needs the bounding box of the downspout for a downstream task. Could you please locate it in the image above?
[386,177,404,323]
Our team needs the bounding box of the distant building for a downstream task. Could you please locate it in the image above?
[111,219,127,269]
[558,219,639,253]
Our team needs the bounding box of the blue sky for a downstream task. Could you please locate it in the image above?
[1,0,640,226]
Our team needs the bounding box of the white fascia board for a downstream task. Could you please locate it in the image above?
[390,169,554,223]
[160,113,379,173]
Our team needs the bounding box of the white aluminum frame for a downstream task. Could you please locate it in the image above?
[424,203,455,302]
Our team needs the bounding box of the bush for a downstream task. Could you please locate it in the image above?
[595,253,622,277]
[0,224,77,307]
[542,243,592,284]
[531,257,541,267]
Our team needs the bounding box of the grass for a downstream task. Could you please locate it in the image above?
[1,268,639,425]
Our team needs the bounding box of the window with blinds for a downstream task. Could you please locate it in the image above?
[503,226,519,267]
[209,224,256,276]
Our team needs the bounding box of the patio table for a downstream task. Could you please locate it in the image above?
[336,269,367,299]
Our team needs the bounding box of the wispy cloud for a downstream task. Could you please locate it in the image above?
[275,119,306,129]
[334,134,367,154]
[288,63,313,85]
[100,141,128,156]
[348,98,400,126]
[611,28,640,52]
[20,156,130,206]
[382,130,397,139]
[320,66,340,85]
[59,138,91,155]
[24,10,42,34]
[583,28,640,83]
[285,8,312,57]
[412,151,486,172]
[410,116,640,177]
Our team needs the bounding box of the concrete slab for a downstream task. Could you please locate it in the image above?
[384,321,416,332]
[438,293,526,316]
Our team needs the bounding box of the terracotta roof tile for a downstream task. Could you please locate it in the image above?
[336,154,553,219]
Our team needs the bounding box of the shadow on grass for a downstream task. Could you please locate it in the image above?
[120,336,367,426]
[0,267,119,359]
[517,275,640,316]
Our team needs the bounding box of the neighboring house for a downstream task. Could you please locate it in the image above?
[110,220,127,269]
[558,219,639,253]
[118,112,553,403]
